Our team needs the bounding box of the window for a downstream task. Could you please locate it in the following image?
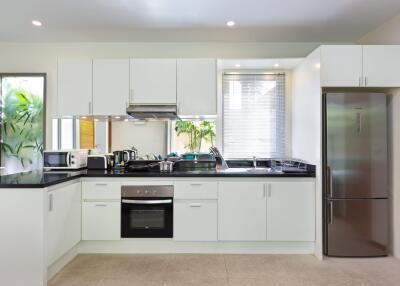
[1,74,45,174]
[52,118,78,150]
[170,120,216,155]
[222,73,286,158]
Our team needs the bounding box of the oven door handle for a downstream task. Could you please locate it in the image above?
[122,199,172,204]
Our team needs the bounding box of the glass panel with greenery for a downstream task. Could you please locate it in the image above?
[1,75,45,174]
[171,120,216,155]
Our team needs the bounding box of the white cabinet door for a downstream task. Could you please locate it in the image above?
[82,201,121,240]
[321,45,363,87]
[174,200,217,241]
[47,182,81,265]
[57,59,92,116]
[130,59,177,104]
[218,182,266,241]
[363,45,400,87]
[177,59,217,116]
[266,181,315,241]
[93,59,130,115]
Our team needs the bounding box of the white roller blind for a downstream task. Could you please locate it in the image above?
[222,73,286,158]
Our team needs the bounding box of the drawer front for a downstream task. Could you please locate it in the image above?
[82,181,121,200]
[82,201,121,240]
[174,181,218,199]
[174,200,217,241]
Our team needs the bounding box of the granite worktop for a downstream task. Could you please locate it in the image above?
[0,167,315,188]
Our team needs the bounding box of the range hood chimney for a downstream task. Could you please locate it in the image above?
[126,104,178,120]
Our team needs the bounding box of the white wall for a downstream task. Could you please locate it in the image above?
[358,13,400,44]
[111,121,167,157]
[291,48,323,259]
[0,41,326,150]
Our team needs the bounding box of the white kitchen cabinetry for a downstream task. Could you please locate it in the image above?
[130,59,177,104]
[174,181,218,241]
[47,182,81,266]
[82,181,121,240]
[321,45,363,87]
[218,182,267,241]
[363,45,400,87]
[57,59,93,116]
[177,59,217,116]
[266,181,315,241]
[82,201,121,240]
[174,200,217,241]
[93,59,130,115]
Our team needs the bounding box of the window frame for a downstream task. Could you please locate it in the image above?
[216,69,292,159]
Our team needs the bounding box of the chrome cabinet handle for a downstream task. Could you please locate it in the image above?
[364,76,367,87]
[263,184,266,197]
[268,184,272,198]
[189,204,202,207]
[190,183,203,186]
[122,199,172,204]
[95,183,108,186]
[49,193,54,212]
[327,166,333,198]
[95,204,107,207]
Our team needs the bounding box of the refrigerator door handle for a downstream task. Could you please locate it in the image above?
[327,166,333,198]
[356,112,362,134]
[329,201,334,224]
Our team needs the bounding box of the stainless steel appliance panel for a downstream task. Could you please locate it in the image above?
[326,198,388,257]
[326,93,388,199]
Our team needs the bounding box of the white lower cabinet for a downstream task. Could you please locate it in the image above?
[174,200,217,241]
[266,181,315,241]
[47,182,81,266]
[82,201,121,240]
[218,182,267,241]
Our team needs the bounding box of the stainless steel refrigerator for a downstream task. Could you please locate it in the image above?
[323,92,389,257]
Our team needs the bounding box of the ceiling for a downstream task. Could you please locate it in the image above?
[1,0,400,42]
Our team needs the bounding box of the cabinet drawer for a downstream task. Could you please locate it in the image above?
[174,182,218,199]
[82,181,121,200]
[174,200,217,241]
[82,201,121,240]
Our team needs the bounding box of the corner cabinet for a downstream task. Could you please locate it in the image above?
[129,59,177,105]
[57,59,93,116]
[218,182,267,241]
[266,181,315,241]
[177,59,217,116]
[47,181,81,266]
[92,59,130,115]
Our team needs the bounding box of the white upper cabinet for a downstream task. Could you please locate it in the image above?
[266,181,315,242]
[57,59,92,116]
[177,59,217,116]
[218,182,267,241]
[363,45,400,87]
[93,59,130,115]
[130,59,177,105]
[321,45,363,87]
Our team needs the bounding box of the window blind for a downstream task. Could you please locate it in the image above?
[222,73,286,158]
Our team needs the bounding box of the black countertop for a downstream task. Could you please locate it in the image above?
[0,168,316,188]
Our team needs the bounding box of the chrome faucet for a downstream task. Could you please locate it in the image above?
[253,156,257,168]
[209,147,229,170]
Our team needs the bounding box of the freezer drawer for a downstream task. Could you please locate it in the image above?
[326,198,388,257]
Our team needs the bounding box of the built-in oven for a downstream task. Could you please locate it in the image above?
[121,185,173,238]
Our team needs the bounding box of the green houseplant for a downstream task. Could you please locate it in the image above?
[1,87,44,168]
[175,120,216,153]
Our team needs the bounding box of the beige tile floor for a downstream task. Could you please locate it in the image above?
[49,254,400,286]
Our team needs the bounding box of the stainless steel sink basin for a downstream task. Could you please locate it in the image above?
[220,167,282,174]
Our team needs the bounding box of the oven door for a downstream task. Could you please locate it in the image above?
[121,197,173,238]
[44,152,70,168]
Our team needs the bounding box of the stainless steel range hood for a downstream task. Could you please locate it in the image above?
[126,104,178,120]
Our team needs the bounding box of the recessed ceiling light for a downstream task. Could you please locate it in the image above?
[81,116,87,119]
[94,119,99,122]
[32,20,42,27]
[226,21,235,27]
[124,118,129,122]
[115,116,120,119]
[274,63,280,67]
[235,64,241,68]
